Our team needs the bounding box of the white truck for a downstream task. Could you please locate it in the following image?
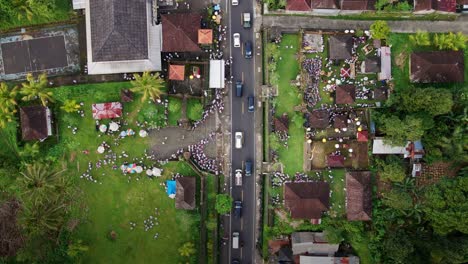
[242,13,251,28]
[232,232,240,249]
[235,169,242,186]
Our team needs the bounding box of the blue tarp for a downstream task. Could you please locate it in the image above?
[166,180,176,196]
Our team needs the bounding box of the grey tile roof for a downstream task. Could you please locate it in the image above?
[90,0,148,62]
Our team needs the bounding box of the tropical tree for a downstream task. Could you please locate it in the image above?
[19,163,66,206]
[130,72,165,102]
[18,142,40,160]
[370,20,390,40]
[0,82,18,113]
[379,114,426,145]
[187,101,204,121]
[20,198,66,237]
[409,30,431,46]
[0,110,15,129]
[434,32,468,51]
[397,87,453,116]
[378,157,407,183]
[14,0,54,21]
[178,242,196,257]
[215,194,233,215]
[21,73,54,106]
[60,99,81,113]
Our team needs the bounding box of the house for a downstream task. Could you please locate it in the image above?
[20,106,52,141]
[327,155,345,167]
[362,56,380,73]
[274,113,290,134]
[291,232,339,255]
[346,171,372,221]
[372,86,388,100]
[333,114,348,129]
[169,64,186,81]
[277,246,294,263]
[286,0,312,11]
[328,35,353,60]
[414,0,457,12]
[284,182,330,220]
[299,255,360,264]
[84,0,161,74]
[372,138,424,159]
[378,46,392,80]
[335,85,356,104]
[209,60,225,89]
[311,0,339,9]
[161,13,202,52]
[175,177,196,210]
[340,0,375,10]
[307,110,329,129]
[410,51,464,83]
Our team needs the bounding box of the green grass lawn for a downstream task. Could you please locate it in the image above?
[49,82,200,264]
[168,97,182,126]
[273,34,305,175]
[322,169,346,217]
[186,98,203,121]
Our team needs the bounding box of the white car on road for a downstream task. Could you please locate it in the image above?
[235,132,243,149]
[233,33,240,48]
[232,0,239,5]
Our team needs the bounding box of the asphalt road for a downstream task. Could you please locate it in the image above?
[224,0,256,263]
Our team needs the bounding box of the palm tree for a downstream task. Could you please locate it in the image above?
[14,0,34,21]
[130,72,165,102]
[60,99,81,113]
[178,242,196,257]
[19,163,66,206]
[409,31,430,46]
[20,197,66,236]
[0,110,15,129]
[0,82,18,113]
[21,73,54,106]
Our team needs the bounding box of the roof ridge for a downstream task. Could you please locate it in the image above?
[166,14,199,48]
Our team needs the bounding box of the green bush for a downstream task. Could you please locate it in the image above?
[187,99,203,121]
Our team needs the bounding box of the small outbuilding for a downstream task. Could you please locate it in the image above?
[169,64,186,81]
[20,106,52,141]
[176,177,196,210]
[328,35,353,60]
[335,85,356,104]
[346,171,372,221]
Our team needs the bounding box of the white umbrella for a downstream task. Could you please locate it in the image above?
[349,148,353,153]
[169,194,176,199]
[146,169,153,176]
[335,144,340,149]
[342,127,348,132]
[152,168,162,177]
[109,122,119,131]
[120,131,127,137]
[135,166,143,173]
[336,79,342,85]
[139,130,148,138]
[99,124,107,133]
[97,146,105,153]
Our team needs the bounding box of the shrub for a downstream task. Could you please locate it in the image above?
[187,100,203,121]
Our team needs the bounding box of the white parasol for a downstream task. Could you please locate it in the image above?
[169,194,176,199]
[99,124,107,133]
[335,144,340,149]
[146,169,153,176]
[109,122,119,131]
[97,146,105,153]
[120,131,127,137]
[152,168,162,177]
[135,166,143,173]
[139,130,148,138]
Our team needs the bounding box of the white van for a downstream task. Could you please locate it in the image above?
[232,232,239,249]
[235,132,243,149]
[235,169,242,186]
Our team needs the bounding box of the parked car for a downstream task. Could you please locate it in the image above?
[235,169,243,186]
[233,33,240,47]
[242,12,251,28]
[232,0,239,6]
[234,200,242,218]
[232,232,240,249]
[245,160,252,176]
[235,132,243,149]
[244,41,252,59]
[232,259,240,264]
[236,81,243,97]
[248,96,254,112]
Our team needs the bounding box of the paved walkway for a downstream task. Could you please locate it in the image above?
[262,16,468,34]
[149,113,216,159]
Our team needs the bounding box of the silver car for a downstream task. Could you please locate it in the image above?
[235,132,243,149]
[233,33,240,48]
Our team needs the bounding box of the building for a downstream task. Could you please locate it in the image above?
[169,64,186,81]
[340,0,375,10]
[84,0,161,74]
[274,113,290,134]
[414,0,457,12]
[291,232,339,255]
[410,51,464,83]
[307,110,329,129]
[175,177,196,210]
[327,155,345,167]
[372,86,388,101]
[362,56,380,73]
[284,182,330,220]
[335,85,356,104]
[300,255,360,264]
[161,13,202,52]
[333,115,348,129]
[346,171,372,221]
[20,106,52,141]
[372,138,424,159]
[286,0,312,11]
[198,29,213,45]
[328,35,353,60]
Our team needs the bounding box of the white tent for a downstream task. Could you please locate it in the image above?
[209,59,225,89]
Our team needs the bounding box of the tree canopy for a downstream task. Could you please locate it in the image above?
[215,194,233,215]
[370,21,390,40]
[397,87,453,117]
[379,114,426,145]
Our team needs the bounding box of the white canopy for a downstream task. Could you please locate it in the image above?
[209,59,225,89]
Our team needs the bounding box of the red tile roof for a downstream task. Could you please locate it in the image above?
[274,113,289,133]
[333,115,348,129]
[414,0,456,11]
[340,0,376,10]
[286,0,312,10]
[308,110,329,129]
[198,29,213,45]
[20,106,51,140]
[410,51,464,83]
[346,171,372,221]
[284,182,330,219]
[169,64,185,81]
[161,13,201,52]
[335,85,356,104]
[311,0,339,8]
